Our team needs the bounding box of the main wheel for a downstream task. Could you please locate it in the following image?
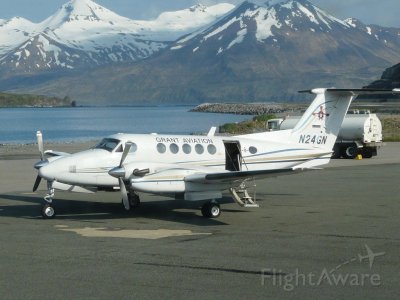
[201,202,221,218]
[41,204,56,219]
[128,192,140,208]
[121,193,141,211]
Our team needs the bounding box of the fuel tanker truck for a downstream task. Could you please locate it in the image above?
[267,113,382,159]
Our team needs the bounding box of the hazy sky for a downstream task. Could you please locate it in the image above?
[1,0,399,27]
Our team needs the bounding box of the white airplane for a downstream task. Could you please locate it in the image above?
[33,88,400,219]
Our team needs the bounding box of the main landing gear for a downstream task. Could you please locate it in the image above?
[122,192,141,211]
[41,181,56,219]
[201,200,221,218]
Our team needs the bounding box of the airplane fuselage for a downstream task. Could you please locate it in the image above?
[39,132,330,194]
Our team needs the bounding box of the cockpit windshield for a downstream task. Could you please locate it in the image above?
[94,138,121,152]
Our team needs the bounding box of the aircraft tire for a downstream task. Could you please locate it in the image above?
[41,204,56,219]
[201,202,221,218]
[129,192,140,208]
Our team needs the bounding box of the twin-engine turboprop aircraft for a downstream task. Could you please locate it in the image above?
[33,88,400,219]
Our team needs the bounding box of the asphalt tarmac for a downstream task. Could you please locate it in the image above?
[0,143,399,299]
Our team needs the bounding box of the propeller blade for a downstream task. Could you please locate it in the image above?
[36,131,44,161]
[119,178,130,210]
[33,175,42,192]
[119,142,132,167]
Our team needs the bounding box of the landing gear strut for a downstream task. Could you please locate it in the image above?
[201,200,221,218]
[41,181,56,219]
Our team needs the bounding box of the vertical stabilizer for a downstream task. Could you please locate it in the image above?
[290,88,400,151]
[290,88,354,151]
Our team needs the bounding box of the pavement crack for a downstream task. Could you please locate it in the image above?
[134,262,286,276]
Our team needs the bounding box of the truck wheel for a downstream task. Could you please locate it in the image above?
[361,147,373,159]
[331,145,341,159]
[343,144,358,159]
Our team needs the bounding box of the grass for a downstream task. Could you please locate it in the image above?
[381,115,400,142]
[219,114,277,134]
[0,92,72,107]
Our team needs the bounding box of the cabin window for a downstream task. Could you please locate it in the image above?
[195,144,204,154]
[207,144,217,155]
[182,144,191,154]
[170,143,179,154]
[249,146,257,154]
[129,143,138,153]
[157,143,166,154]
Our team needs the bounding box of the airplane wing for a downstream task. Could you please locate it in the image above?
[184,168,301,184]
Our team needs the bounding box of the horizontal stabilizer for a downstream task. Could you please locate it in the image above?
[299,88,400,96]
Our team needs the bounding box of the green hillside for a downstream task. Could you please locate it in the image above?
[0,92,73,107]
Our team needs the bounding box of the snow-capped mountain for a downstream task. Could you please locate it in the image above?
[172,0,399,59]
[0,0,234,73]
[134,0,398,102]
[2,0,400,104]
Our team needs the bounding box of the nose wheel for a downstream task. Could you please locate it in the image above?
[41,203,56,219]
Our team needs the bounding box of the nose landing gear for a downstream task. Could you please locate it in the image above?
[41,181,56,219]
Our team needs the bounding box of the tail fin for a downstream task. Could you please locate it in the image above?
[290,88,400,151]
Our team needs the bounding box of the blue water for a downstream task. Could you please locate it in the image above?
[0,106,251,144]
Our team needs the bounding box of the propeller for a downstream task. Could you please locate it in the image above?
[33,131,48,192]
[33,174,42,192]
[37,131,44,161]
[108,142,132,210]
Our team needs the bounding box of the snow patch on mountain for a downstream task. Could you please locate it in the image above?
[344,17,358,28]
[134,3,234,41]
[227,27,247,49]
[250,7,282,41]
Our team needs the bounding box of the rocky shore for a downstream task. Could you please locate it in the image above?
[190,103,306,115]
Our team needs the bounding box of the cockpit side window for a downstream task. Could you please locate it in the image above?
[95,138,121,152]
[115,144,123,153]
